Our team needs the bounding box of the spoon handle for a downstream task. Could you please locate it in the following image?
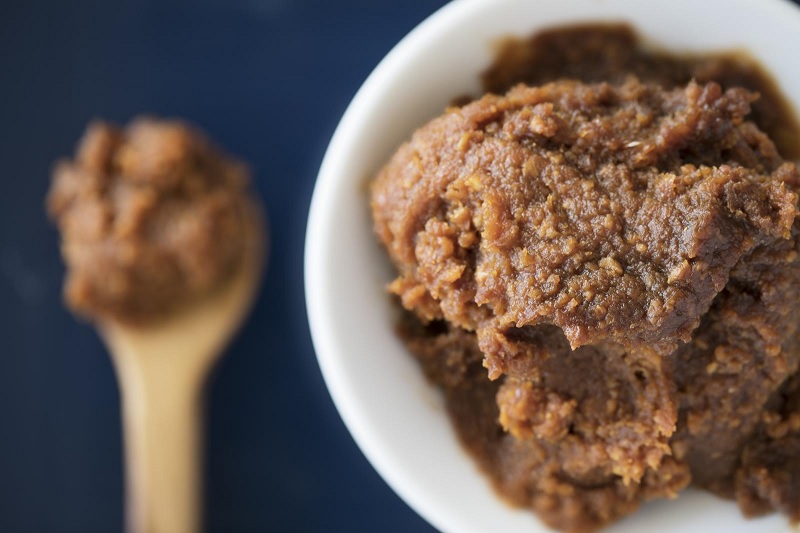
[100,206,266,533]
[112,346,204,533]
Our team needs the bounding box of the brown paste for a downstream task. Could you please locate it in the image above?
[47,117,253,323]
[370,25,800,532]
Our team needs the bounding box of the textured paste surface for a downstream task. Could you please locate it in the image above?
[371,26,800,533]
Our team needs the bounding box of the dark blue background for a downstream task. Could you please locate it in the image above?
[0,1,447,531]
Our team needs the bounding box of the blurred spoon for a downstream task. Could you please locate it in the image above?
[100,203,266,533]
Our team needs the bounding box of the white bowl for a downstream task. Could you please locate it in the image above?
[305,0,800,531]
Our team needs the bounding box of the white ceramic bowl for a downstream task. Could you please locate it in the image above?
[305,0,800,531]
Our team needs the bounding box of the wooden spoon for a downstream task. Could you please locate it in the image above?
[99,205,266,533]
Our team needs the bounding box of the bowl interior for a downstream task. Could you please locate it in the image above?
[305,0,800,531]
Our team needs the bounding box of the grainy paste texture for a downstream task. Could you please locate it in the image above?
[48,117,254,324]
[370,25,800,532]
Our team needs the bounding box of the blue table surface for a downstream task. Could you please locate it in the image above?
[4,1,800,531]
[0,1,447,531]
